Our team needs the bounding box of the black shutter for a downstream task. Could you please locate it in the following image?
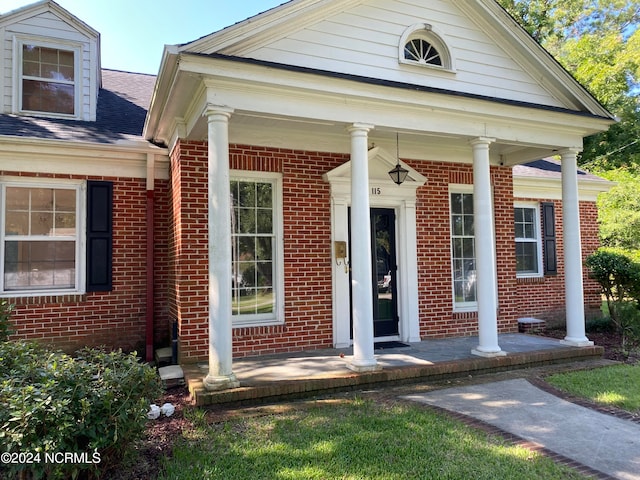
[86,181,113,292]
[542,202,557,275]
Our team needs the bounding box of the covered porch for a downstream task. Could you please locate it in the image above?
[182,333,604,406]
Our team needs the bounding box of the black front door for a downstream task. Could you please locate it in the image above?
[350,208,399,338]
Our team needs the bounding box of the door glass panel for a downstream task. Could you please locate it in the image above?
[372,210,398,337]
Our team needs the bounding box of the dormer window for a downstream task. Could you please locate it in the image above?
[21,44,75,115]
[11,36,83,119]
[399,23,454,72]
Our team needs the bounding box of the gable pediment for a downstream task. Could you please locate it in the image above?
[178,0,610,119]
[323,146,426,188]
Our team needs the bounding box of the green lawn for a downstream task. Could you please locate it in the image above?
[546,364,640,413]
[159,397,586,480]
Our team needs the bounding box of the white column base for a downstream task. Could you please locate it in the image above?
[561,337,594,347]
[471,348,507,358]
[347,358,382,373]
[203,373,240,391]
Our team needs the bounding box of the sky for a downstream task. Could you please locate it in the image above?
[0,0,287,74]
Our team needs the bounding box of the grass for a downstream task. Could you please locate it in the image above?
[546,364,640,413]
[159,397,586,480]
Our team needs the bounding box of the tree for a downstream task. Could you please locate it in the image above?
[498,0,640,253]
[497,0,640,170]
[597,169,640,250]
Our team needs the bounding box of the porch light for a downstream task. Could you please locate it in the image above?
[388,133,409,185]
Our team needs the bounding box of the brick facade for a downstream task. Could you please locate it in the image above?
[514,200,602,324]
[169,144,603,362]
[4,144,603,360]
[6,171,170,353]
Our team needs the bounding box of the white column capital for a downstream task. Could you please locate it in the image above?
[557,147,582,158]
[347,123,375,135]
[469,137,496,148]
[203,105,234,121]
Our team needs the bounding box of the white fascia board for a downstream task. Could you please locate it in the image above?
[513,175,614,202]
[0,1,99,40]
[181,0,364,55]
[0,136,169,180]
[183,55,608,147]
[143,45,181,143]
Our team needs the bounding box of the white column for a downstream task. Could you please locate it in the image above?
[470,137,505,357]
[560,149,593,346]
[348,123,380,372]
[203,105,240,391]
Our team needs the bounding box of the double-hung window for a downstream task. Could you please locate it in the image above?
[514,204,543,277]
[1,181,83,294]
[450,191,477,310]
[230,172,283,326]
[18,39,79,117]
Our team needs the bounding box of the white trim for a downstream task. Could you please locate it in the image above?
[449,185,477,312]
[398,23,456,72]
[229,170,284,328]
[12,34,83,120]
[0,177,86,297]
[325,147,425,347]
[513,174,614,202]
[514,201,543,278]
[0,136,169,180]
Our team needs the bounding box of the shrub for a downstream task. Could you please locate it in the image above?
[0,342,163,479]
[0,300,13,342]
[585,249,640,349]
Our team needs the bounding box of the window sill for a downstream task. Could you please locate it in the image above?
[8,293,87,305]
[516,276,545,284]
[232,318,284,329]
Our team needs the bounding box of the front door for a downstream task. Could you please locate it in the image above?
[350,208,399,338]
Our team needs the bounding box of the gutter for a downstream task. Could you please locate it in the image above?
[146,153,155,362]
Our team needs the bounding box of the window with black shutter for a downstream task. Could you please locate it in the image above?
[86,181,113,291]
[542,202,557,275]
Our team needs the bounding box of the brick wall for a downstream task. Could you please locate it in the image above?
[514,199,602,324]
[410,161,519,338]
[5,171,170,353]
[168,141,209,362]
[171,142,345,362]
[168,143,604,361]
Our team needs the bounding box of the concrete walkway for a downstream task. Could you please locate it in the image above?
[403,378,640,480]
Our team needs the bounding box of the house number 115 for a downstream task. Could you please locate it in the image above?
[371,187,382,195]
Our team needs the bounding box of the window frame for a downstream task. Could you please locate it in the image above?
[398,23,455,72]
[449,186,477,312]
[0,178,86,297]
[514,202,544,278]
[230,170,284,328]
[13,35,82,119]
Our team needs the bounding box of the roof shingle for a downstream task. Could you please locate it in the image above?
[0,69,155,144]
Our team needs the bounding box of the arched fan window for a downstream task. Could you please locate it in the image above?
[404,38,442,66]
[399,24,454,71]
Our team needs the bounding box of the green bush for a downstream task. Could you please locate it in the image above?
[0,300,14,342]
[0,341,163,479]
[585,249,640,349]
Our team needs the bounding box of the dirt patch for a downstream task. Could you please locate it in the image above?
[541,327,640,364]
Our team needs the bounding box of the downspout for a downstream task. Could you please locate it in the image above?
[145,153,155,362]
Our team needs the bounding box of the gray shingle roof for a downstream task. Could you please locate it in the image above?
[513,158,604,181]
[0,69,155,144]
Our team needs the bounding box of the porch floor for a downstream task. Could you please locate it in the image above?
[183,333,604,406]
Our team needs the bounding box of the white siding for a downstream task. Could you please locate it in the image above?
[240,0,563,108]
[1,9,98,120]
